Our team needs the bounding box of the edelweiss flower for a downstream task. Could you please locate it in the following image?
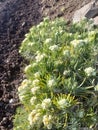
[84,67,96,76]
[42,98,51,109]
[49,45,58,51]
[43,115,53,129]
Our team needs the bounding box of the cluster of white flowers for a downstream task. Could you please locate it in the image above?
[49,45,58,51]
[28,110,42,126]
[31,86,40,95]
[45,38,52,44]
[47,79,56,88]
[70,39,84,48]
[18,79,30,92]
[35,52,46,62]
[19,95,25,102]
[32,79,40,86]
[30,96,37,105]
[84,67,96,76]
[41,98,51,109]
[43,115,53,129]
[28,42,35,46]
[58,99,69,109]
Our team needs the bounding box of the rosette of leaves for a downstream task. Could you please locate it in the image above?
[14,18,98,130]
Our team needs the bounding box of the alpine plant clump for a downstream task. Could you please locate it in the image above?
[14,18,98,130]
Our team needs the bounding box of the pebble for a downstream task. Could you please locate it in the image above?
[9,98,15,104]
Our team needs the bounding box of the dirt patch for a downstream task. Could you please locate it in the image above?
[0,0,93,129]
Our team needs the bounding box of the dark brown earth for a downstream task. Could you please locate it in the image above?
[0,0,93,130]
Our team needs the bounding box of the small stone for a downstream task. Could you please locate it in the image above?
[73,2,94,23]
[9,98,15,104]
[73,1,98,25]
[93,16,98,25]
[22,22,26,27]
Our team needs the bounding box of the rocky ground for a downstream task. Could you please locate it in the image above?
[0,0,93,130]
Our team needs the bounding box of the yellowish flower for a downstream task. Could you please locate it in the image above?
[43,115,53,129]
[28,110,42,126]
